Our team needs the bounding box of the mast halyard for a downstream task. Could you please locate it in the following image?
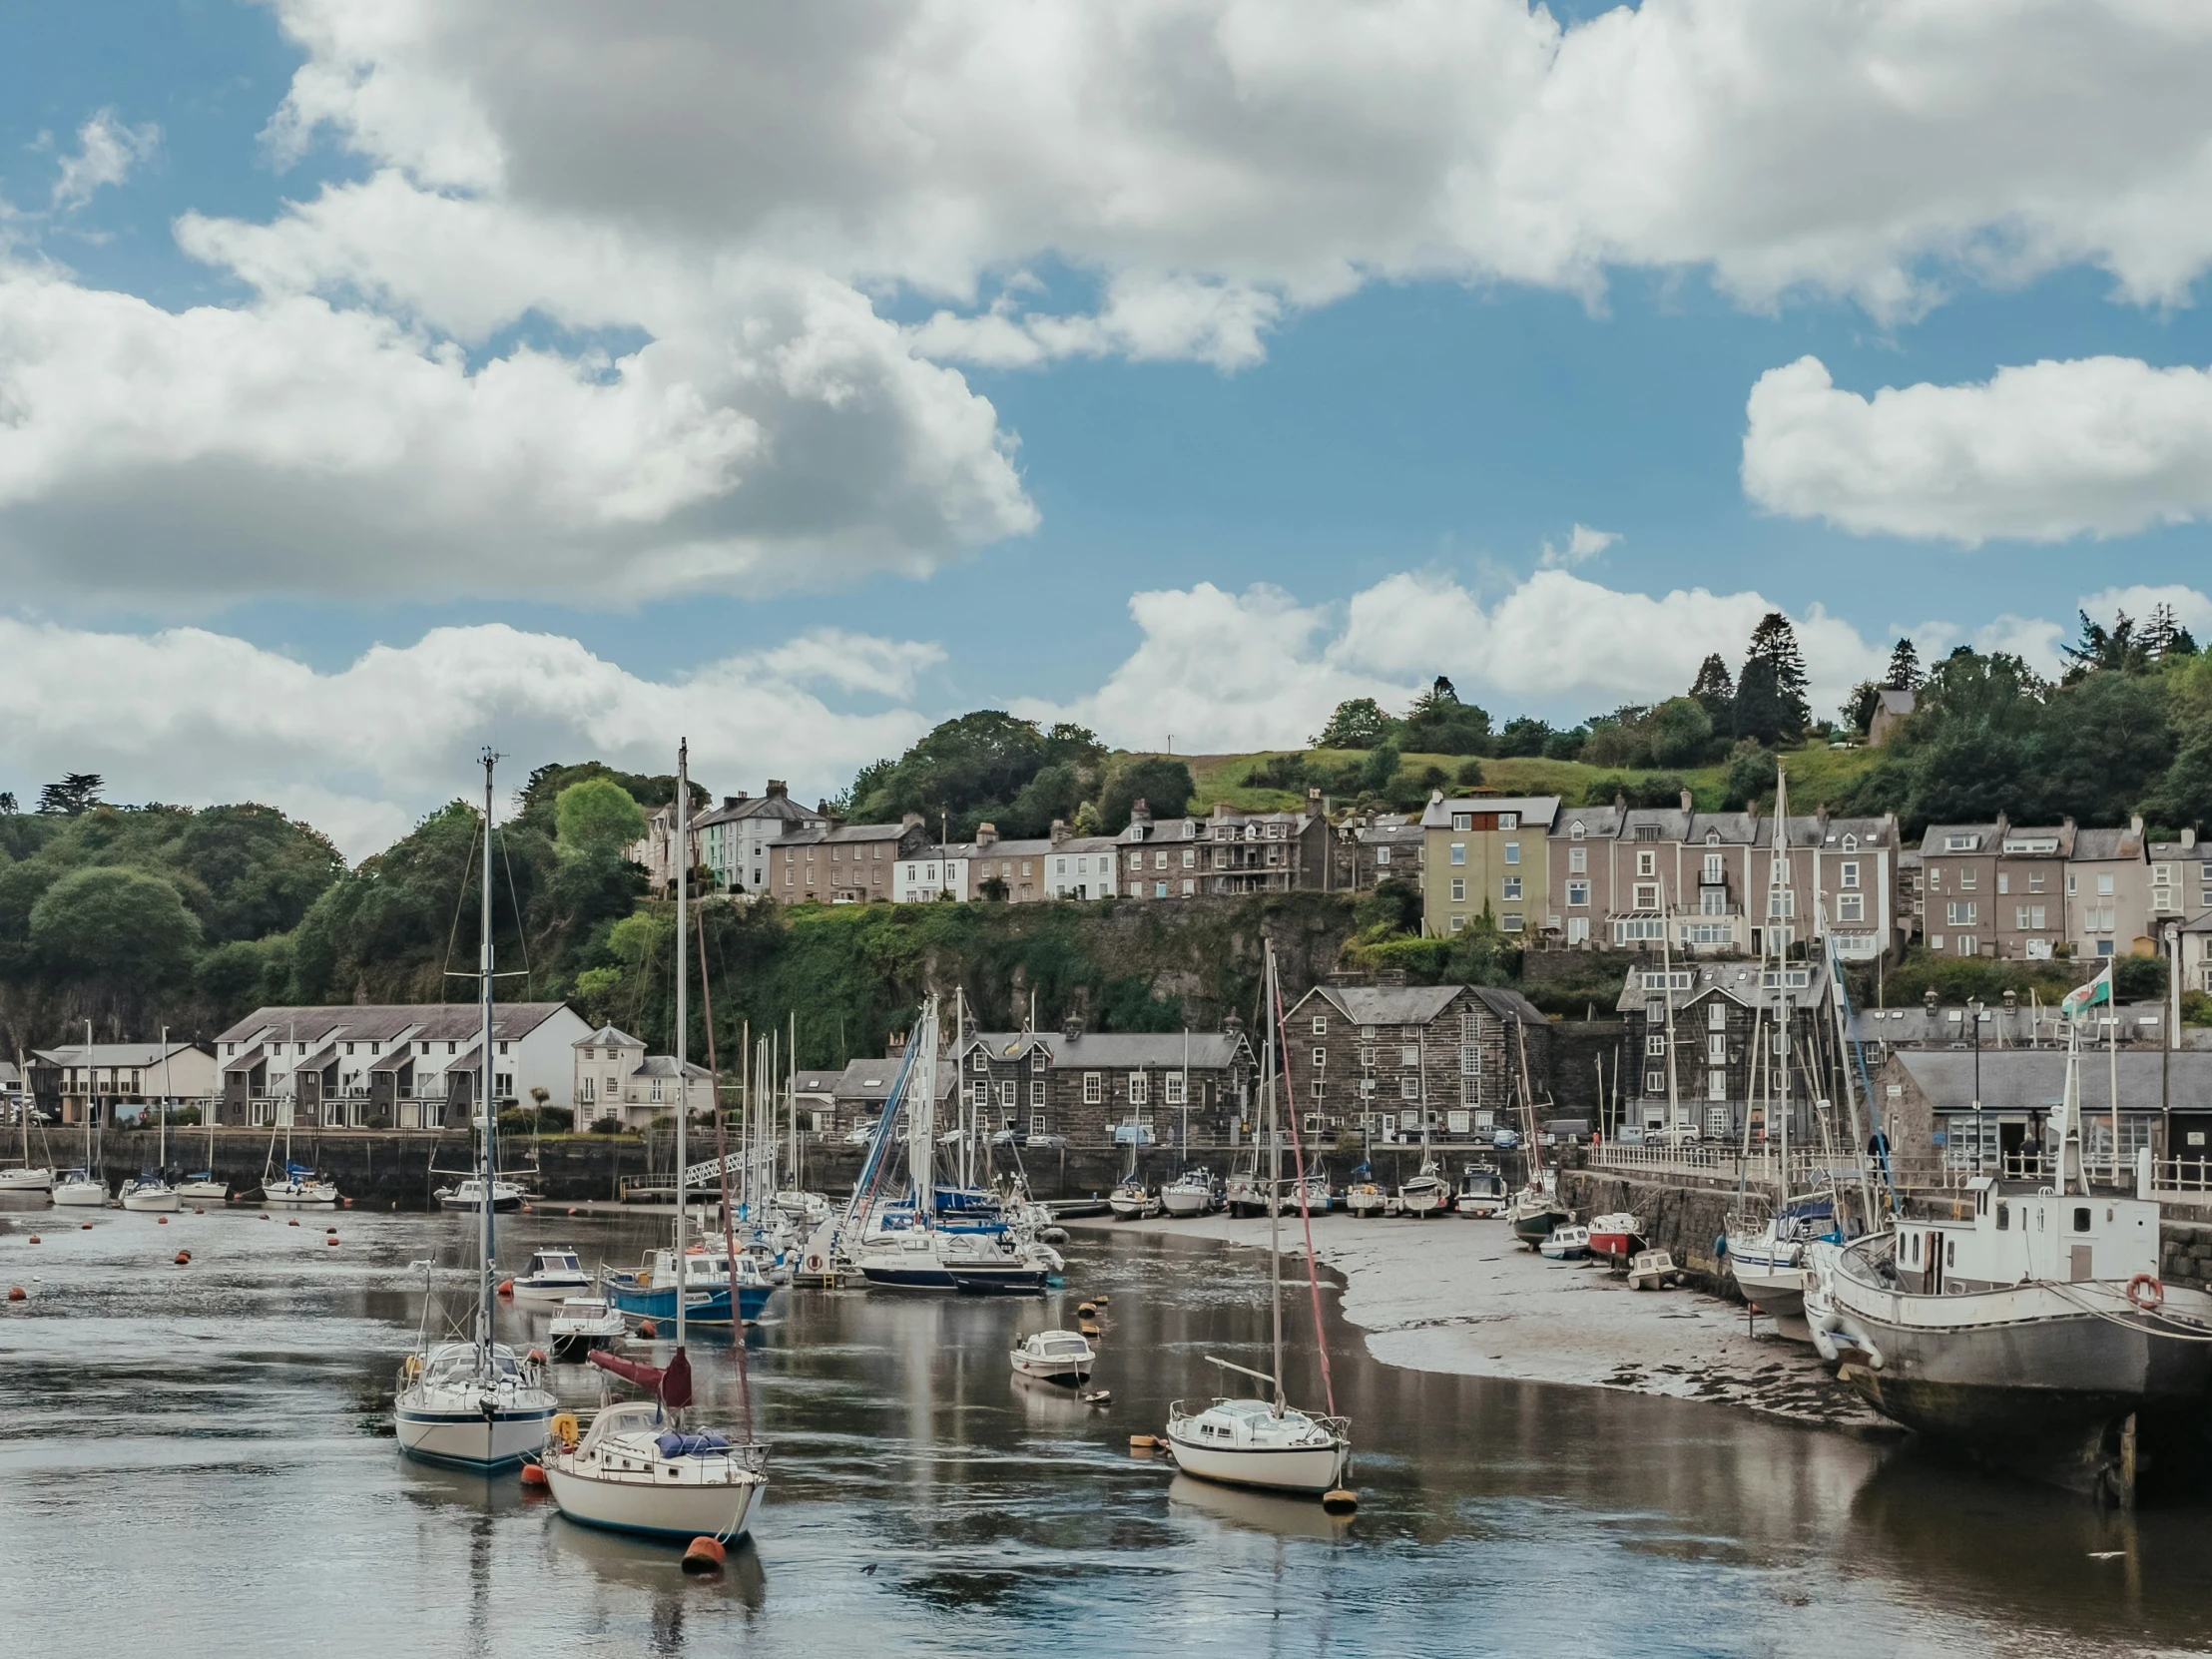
[675,739,690,1363]
[477,748,499,1373]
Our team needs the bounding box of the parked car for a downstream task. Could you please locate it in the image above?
[1029,1133,1068,1149]
[1658,1124,1703,1148]
[842,1119,880,1146]
[1491,1127,1520,1151]
[1615,1125,1646,1147]
[989,1126,1028,1147]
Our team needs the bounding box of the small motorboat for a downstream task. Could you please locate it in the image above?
[436,1176,525,1213]
[0,1166,56,1196]
[512,1247,593,1300]
[119,1171,183,1213]
[1009,1328,1097,1384]
[1108,1176,1161,1221]
[1397,1159,1448,1219]
[173,1173,229,1203]
[1452,1163,1506,1218]
[1587,1212,1642,1259]
[1626,1249,1678,1291]
[548,1296,628,1360]
[1343,1180,1386,1219]
[1165,1393,1352,1497]
[1159,1168,1217,1217]
[1538,1224,1591,1262]
[53,1168,107,1208]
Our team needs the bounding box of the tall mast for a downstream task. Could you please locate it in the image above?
[478,749,498,1369]
[1266,947,1283,1410]
[158,1025,169,1173]
[1773,763,1791,1204]
[84,1019,93,1176]
[675,740,690,1356]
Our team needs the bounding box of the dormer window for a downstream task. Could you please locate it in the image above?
[1705,830,1720,845]
[1570,822,1585,839]
[1842,833,1858,852]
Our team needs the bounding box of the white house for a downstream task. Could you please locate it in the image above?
[696,783,830,892]
[1044,835,1122,899]
[30,1041,220,1125]
[572,1024,717,1128]
[211,1003,591,1129]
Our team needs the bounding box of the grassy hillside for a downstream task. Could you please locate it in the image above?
[1174,738,1886,818]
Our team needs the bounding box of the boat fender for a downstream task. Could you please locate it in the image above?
[638,1320,658,1339]
[497,1279,514,1297]
[1128,1434,1158,1449]
[526,1348,548,1366]
[518,1462,549,1489]
[1321,1488,1359,1515]
[2127,1274,2165,1312]
[26,1237,36,1245]
[81,1223,93,1231]
[1714,1234,1728,1260]
[550,1411,580,1444]
[326,1237,339,1247]
[681,1536,726,1574]
[402,1354,422,1379]
[287,1220,299,1228]
[637,1272,651,1289]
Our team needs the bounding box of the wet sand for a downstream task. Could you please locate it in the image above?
[1069,1210,1894,1434]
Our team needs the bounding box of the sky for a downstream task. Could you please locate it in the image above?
[4,1,2212,857]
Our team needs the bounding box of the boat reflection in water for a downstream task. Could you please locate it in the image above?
[1167,1473,1353,1542]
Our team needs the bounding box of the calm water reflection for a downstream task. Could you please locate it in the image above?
[0,1205,2206,1657]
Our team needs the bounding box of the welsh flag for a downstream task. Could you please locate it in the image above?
[2060,964,2113,1019]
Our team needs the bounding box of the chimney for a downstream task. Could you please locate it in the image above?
[722,796,743,810]
[976,823,998,848]
[1049,819,1068,844]
[1680,789,1693,814]
[2186,828,2198,849]
[767,780,788,800]
[1306,787,1324,820]
[1061,1011,1085,1042]
[1375,967,1408,988]
[1222,1011,1244,1035]
[2131,814,2145,836]
[1130,799,1152,827]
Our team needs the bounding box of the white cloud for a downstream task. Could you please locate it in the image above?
[50,111,160,213]
[1026,568,1893,751]
[1537,523,1619,569]
[0,619,935,857]
[1742,353,2212,545]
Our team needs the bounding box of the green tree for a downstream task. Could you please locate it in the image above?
[30,865,203,993]
[1399,678,1491,755]
[1736,612,1810,744]
[1313,698,1391,749]
[1689,653,1736,727]
[1646,697,1716,768]
[1885,637,1923,689]
[1493,717,1550,758]
[1842,681,1883,735]
[555,778,649,856]
[1359,741,1400,799]
[1095,758,1196,832]
[37,774,104,817]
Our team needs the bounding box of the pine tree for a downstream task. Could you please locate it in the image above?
[1689,653,1735,724]
[1738,613,1810,744]
[37,774,104,817]
[1884,637,1921,690]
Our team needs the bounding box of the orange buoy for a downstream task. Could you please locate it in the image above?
[497,1279,514,1298]
[681,1536,726,1573]
[175,1251,191,1265]
[158,1217,169,1225]
[343,1197,354,1208]
[1321,1487,1359,1514]
[566,1208,578,1217]
[195,1208,206,1215]
[26,1236,38,1245]
[326,1237,339,1247]
[638,1319,658,1339]
[81,1222,93,1231]
[288,1219,300,1228]
[519,1461,550,1489]
[520,1204,532,1214]
[6,1286,24,1302]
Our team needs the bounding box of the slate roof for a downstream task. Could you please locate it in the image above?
[214,1003,574,1046]
[1893,1048,2212,1112]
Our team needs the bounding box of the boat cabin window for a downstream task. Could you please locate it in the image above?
[1994,1203,2008,1231]
[2072,1207,2091,1233]
[1945,1240,1955,1269]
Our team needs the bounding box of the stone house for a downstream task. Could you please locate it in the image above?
[1282,980,1549,1140]
[1614,957,1841,1141]
[1117,796,1335,902]
[1867,686,1917,746]
[1334,813,1422,892]
[952,1017,1256,1146]
[766,819,930,903]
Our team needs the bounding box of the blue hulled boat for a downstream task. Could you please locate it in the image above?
[603,1246,776,1326]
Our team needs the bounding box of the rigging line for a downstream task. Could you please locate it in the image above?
[496,821,534,991]
[696,901,754,1444]
[1268,965,1337,1422]
[438,806,489,1002]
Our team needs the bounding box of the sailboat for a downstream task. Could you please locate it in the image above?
[545,738,769,1542]
[260,1034,340,1212]
[1165,944,1352,1499]
[393,751,558,1472]
[1,1048,54,1196]
[53,1025,108,1207]
[1394,1057,1445,1218]
[121,1027,184,1212]
[174,1039,228,1202]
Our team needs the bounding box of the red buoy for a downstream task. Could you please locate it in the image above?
[497,1279,514,1298]
[681,1536,726,1573]
[175,1251,191,1266]
[287,1220,300,1228]
[26,1236,38,1245]
[80,1223,93,1231]
[519,1461,550,1489]
[158,1217,169,1225]
[6,1286,24,1302]
[326,1237,339,1247]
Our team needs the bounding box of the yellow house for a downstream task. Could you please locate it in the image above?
[1418,795,1561,939]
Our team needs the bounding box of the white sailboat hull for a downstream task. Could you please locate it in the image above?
[0,1168,54,1194]
[174,1180,228,1202]
[263,1185,339,1211]
[53,1181,107,1207]
[1166,1429,1348,1496]
[120,1185,183,1212]
[546,1462,763,1541]
[1159,1187,1212,1217]
[395,1402,556,1471]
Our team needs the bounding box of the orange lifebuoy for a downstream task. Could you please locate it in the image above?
[2126,1274,2164,1312]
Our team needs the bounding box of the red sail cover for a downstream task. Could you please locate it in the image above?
[588,1346,694,1408]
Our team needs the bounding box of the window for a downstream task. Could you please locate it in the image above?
[1567,879,1590,907]
[1613,917,1664,942]
[1502,912,1524,932]
[1312,1048,1328,1071]
[2029,870,2045,892]
[1083,1072,1102,1104]
[1699,887,1727,915]
[1957,935,1980,956]
[1182,878,1195,896]
[1570,822,1586,839]
[1645,1071,1666,1093]
[1708,1071,1727,1101]
[1633,882,1660,909]
[1130,853,1143,872]
[1399,1077,1418,1100]
[1945,901,1977,925]
[1030,1050,1047,1073]
[1503,841,1520,865]
[1997,872,2009,894]
[1128,1072,1149,1104]
[1399,1044,1419,1066]
[1452,813,1471,831]
[1842,834,1859,852]
[1450,878,1466,901]
[1500,813,1518,830]
[1707,1003,1727,1029]
[2096,873,2115,896]
[1840,860,1860,889]
[1703,853,1724,884]
[2015,905,2046,930]
[1450,842,1466,865]
[1636,849,1656,877]
[1645,1034,1667,1056]
[1568,845,1587,873]
[997,1081,1016,1110]
[1164,1073,1186,1105]
[1838,893,1865,922]
[1502,876,1522,900]
[1154,850,1168,870]
[1958,869,1976,890]
[972,1050,989,1072]
[1312,1016,1329,1035]
[1449,915,1466,933]
[1181,848,1196,868]
[1029,1080,1046,1109]
[1376,846,1390,866]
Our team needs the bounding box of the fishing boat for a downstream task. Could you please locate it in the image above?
[53,1167,106,1207]
[1453,1163,1506,1218]
[1274,1169,1330,1215]
[1724,1198,1837,1317]
[1539,1224,1591,1262]
[1626,1249,1678,1291]
[548,1297,627,1361]
[1109,1173,1161,1220]
[512,1247,592,1300]
[1010,1328,1096,1384]
[437,1175,525,1213]
[544,742,768,1544]
[1587,1212,1642,1259]
[1163,943,1353,1501]
[1505,1182,1570,1248]
[392,752,558,1472]
[1814,998,2212,1501]
[1159,1167,1217,1217]
[604,1244,775,1325]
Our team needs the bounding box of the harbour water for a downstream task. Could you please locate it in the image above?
[1,1204,2207,1657]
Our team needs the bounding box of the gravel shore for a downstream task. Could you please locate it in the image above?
[1069,1210,1895,1434]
